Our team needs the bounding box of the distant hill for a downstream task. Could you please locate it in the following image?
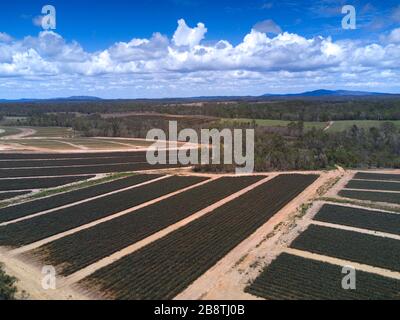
[0,96,102,102]
[261,89,394,97]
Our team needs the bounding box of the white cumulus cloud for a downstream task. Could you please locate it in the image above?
[172,19,207,47]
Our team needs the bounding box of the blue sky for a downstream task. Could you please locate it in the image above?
[1,0,400,98]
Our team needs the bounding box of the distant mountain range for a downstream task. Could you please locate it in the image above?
[0,90,397,102]
[0,96,103,102]
[261,89,395,97]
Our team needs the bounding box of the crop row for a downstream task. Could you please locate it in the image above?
[339,190,400,204]
[346,180,400,192]
[33,176,265,276]
[291,225,400,272]
[245,253,400,300]
[0,162,185,178]
[0,151,148,160]
[314,204,400,236]
[0,191,30,201]
[0,175,95,192]
[0,174,160,224]
[0,155,147,169]
[79,174,318,300]
[0,176,206,247]
[354,172,400,182]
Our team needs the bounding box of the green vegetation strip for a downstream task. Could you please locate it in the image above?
[0,264,17,300]
[0,155,147,169]
[346,180,400,192]
[34,176,265,276]
[79,174,318,300]
[354,173,400,182]
[0,175,96,192]
[0,176,206,246]
[314,204,400,236]
[291,225,400,272]
[245,253,400,300]
[0,191,30,201]
[0,174,156,223]
[339,190,400,205]
[0,162,185,178]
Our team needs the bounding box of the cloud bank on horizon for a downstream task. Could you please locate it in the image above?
[1,17,400,98]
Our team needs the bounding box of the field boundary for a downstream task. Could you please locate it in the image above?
[9,177,217,255]
[63,175,273,286]
[0,175,169,227]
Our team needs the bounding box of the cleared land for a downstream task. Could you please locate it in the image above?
[221,119,326,130]
[346,180,400,192]
[0,175,96,192]
[339,190,400,205]
[354,172,400,182]
[0,174,160,224]
[0,192,30,201]
[0,176,206,247]
[0,127,22,138]
[291,225,400,272]
[245,253,400,300]
[220,119,400,132]
[314,204,400,236]
[79,174,318,300]
[33,176,264,276]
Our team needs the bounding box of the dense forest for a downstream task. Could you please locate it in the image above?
[1,97,400,121]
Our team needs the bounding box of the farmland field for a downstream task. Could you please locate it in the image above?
[0,176,206,247]
[0,155,147,168]
[245,253,400,300]
[0,175,96,191]
[221,118,327,130]
[345,180,400,192]
[79,174,318,300]
[0,162,185,178]
[0,127,22,138]
[339,190,400,204]
[0,151,149,160]
[314,204,400,236]
[0,191,30,201]
[33,176,265,275]
[354,172,400,182]
[0,174,160,224]
[291,225,400,272]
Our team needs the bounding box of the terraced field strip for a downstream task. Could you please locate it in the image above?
[291,225,400,273]
[78,174,318,300]
[0,191,30,201]
[339,190,400,205]
[346,180,400,192]
[314,204,400,236]
[245,253,400,300]
[0,174,164,225]
[0,151,148,160]
[33,176,265,276]
[0,175,96,192]
[354,172,400,182]
[0,162,186,178]
[11,177,213,256]
[0,155,147,169]
[0,176,207,248]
